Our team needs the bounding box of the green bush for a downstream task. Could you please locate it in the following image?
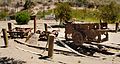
[54,3,72,24]
[0,10,8,20]
[98,1,120,23]
[15,11,30,25]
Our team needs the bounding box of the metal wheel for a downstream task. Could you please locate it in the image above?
[84,29,96,41]
[72,31,83,45]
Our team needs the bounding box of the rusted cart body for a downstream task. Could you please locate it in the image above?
[7,27,33,38]
[65,23,108,45]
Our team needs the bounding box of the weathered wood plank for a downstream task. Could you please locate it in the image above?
[85,42,120,50]
[2,29,8,47]
[16,46,43,56]
[48,34,54,58]
[14,39,74,54]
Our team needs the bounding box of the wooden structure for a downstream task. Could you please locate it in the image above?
[108,22,120,32]
[8,23,12,31]
[33,16,36,33]
[2,29,8,47]
[65,22,108,45]
[115,23,119,32]
[7,27,33,38]
[48,34,55,58]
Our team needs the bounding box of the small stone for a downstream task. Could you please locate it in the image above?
[78,60,81,63]
[31,56,33,59]
[102,58,106,60]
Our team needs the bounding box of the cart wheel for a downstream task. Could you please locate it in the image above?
[72,31,83,45]
[85,29,96,40]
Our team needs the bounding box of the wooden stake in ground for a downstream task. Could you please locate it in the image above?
[48,34,55,58]
[115,23,119,32]
[44,23,48,32]
[8,23,12,31]
[44,23,49,39]
[2,29,8,47]
[34,16,36,33]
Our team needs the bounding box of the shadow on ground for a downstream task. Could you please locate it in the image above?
[0,57,26,64]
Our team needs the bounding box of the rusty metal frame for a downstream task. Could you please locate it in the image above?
[7,27,33,38]
[65,23,108,45]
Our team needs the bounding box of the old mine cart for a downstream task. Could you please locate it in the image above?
[65,22,108,45]
[7,27,33,38]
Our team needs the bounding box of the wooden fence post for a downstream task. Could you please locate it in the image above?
[44,23,49,39]
[2,29,8,47]
[99,19,102,29]
[8,23,12,31]
[48,34,55,58]
[115,23,119,32]
[44,23,48,32]
[34,16,36,33]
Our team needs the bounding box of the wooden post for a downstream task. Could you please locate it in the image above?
[100,19,102,24]
[115,23,119,32]
[48,34,54,58]
[34,16,36,33]
[99,19,102,29]
[8,23,12,31]
[44,23,48,39]
[106,32,108,41]
[2,29,8,47]
[97,32,101,43]
[44,23,48,32]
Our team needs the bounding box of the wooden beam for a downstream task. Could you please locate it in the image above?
[81,44,114,55]
[56,39,86,56]
[115,23,119,32]
[8,23,12,31]
[85,42,120,50]
[16,46,42,56]
[44,23,49,39]
[34,16,36,33]
[14,39,73,54]
[2,29,8,47]
[44,23,48,32]
[48,34,55,58]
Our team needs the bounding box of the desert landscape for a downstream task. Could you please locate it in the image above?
[0,0,120,64]
[0,20,120,64]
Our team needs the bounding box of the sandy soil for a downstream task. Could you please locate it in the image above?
[0,20,120,64]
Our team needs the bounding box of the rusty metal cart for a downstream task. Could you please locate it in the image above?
[7,27,33,38]
[65,22,108,45]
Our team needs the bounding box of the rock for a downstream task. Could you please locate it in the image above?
[78,60,81,63]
